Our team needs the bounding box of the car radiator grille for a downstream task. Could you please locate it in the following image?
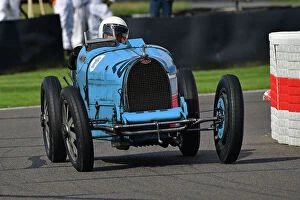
[126,59,172,112]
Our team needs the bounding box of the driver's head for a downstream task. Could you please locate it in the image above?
[98,16,129,44]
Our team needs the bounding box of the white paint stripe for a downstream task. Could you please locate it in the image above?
[198,89,267,97]
[0,105,40,111]
[0,90,269,111]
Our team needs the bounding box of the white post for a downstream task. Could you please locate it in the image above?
[28,0,34,18]
[39,0,45,16]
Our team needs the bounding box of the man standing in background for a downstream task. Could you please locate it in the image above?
[51,0,113,54]
[150,0,173,17]
[88,0,113,38]
[72,0,89,47]
[51,0,89,53]
[51,0,73,54]
[72,0,114,46]
[0,0,21,21]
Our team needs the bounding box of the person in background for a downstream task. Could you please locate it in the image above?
[72,0,89,47]
[51,0,89,52]
[88,0,113,39]
[52,0,112,53]
[150,0,173,17]
[51,0,73,54]
[0,0,21,21]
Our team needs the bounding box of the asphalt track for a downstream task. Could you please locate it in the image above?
[0,90,300,200]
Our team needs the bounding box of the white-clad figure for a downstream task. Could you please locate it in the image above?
[52,0,74,52]
[0,0,21,21]
[88,0,113,39]
[72,0,89,47]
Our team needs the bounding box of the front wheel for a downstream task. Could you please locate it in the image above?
[214,74,244,163]
[60,86,94,172]
[177,67,200,156]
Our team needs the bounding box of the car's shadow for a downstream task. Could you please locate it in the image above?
[93,150,221,171]
[92,149,300,172]
[22,148,300,172]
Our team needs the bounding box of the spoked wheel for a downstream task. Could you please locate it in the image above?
[177,67,200,156]
[214,74,244,163]
[60,86,94,172]
[40,76,66,162]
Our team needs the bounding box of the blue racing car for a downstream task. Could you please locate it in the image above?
[40,17,244,172]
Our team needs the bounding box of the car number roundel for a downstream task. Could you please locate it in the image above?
[90,55,105,72]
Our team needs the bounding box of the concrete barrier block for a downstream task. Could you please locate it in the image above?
[286,60,300,69]
[270,44,275,51]
[276,44,300,53]
[288,95,300,103]
[277,68,289,77]
[271,107,278,116]
[288,120,300,129]
[287,128,300,138]
[269,31,300,146]
[288,137,300,146]
[288,78,300,87]
[276,60,286,70]
[270,49,276,61]
[275,132,288,144]
[270,57,276,67]
[269,31,300,45]
[277,110,289,118]
[270,67,277,77]
[288,69,300,79]
[288,111,300,120]
[277,52,300,62]
[288,103,300,112]
[278,119,289,128]
[271,127,278,137]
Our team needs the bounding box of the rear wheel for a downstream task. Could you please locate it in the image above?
[60,86,94,172]
[40,76,66,162]
[177,67,200,156]
[214,74,244,163]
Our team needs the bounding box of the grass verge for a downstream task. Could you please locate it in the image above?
[0,65,270,108]
[0,68,69,108]
[194,65,269,94]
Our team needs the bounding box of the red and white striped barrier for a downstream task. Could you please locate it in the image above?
[267,31,300,146]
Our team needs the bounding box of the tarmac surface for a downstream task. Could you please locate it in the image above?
[0,90,300,199]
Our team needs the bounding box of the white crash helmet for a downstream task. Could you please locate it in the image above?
[98,16,129,44]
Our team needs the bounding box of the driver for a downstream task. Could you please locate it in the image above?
[98,16,129,44]
[68,16,129,70]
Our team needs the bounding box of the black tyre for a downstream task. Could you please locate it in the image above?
[40,76,67,162]
[177,67,200,156]
[60,86,94,172]
[214,74,244,163]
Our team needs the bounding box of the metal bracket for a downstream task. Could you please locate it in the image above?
[155,121,163,144]
[142,44,148,57]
